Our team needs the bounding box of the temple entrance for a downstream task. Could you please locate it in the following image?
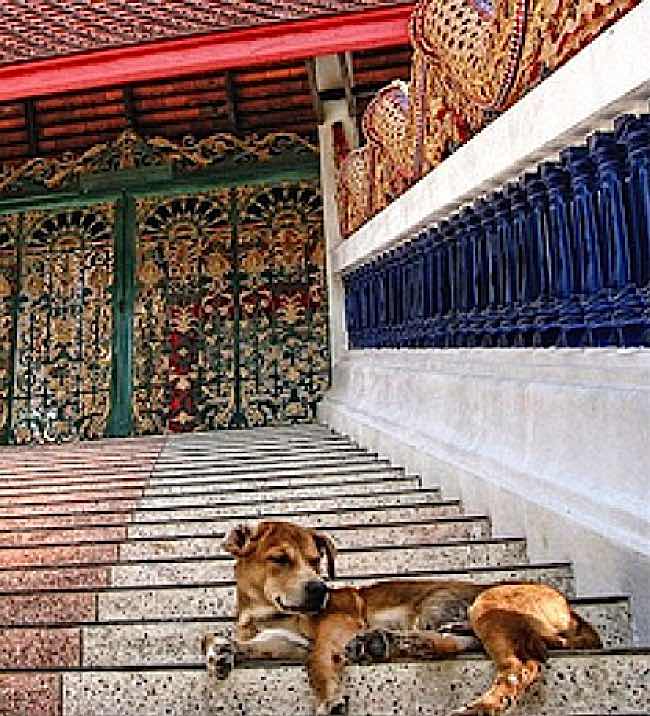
[0,178,329,444]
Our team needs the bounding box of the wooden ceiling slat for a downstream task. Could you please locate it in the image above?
[233,65,307,85]
[236,79,311,100]
[134,91,227,112]
[353,49,412,70]
[0,104,25,119]
[0,117,25,131]
[139,120,222,138]
[136,107,219,127]
[132,77,226,98]
[353,65,410,87]
[0,130,28,144]
[237,94,313,113]
[239,107,315,126]
[39,117,128,139]
[36,90,124,111]
[39,103,127,124]
[0,145,29,160]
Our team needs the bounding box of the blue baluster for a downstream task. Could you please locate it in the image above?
[542,161,585,346]
[590,130,645,346]
[563,145,614,346]
[525,171,560,347]
[615,114,650,345]
[493,190,516,346]
[476,198,499,347]
[507,182,534,346]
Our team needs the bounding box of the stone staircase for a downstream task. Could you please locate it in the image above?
[0,425,647,715]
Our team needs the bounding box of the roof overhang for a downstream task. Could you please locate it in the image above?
[0,5,414,103]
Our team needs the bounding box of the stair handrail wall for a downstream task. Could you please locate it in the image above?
[344,115,650,350]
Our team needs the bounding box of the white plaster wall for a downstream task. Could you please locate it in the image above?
[319,348,650,641]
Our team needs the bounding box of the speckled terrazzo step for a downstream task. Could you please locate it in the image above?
[0,486,441,522]
[0,460,398,496]
[0,474,419,513]
[2,650,646,716]
[3,450,374,484]
[0,596,631,670]
[0,491,452,532]
[0,499,463,543]
[0,563,575,612]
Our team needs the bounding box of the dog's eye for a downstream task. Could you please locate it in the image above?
[269,554,291,566]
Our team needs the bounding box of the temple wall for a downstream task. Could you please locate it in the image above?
[320,1,650,641]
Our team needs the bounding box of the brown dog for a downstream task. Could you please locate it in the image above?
[202,520,601,715]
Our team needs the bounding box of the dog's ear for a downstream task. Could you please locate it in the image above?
[312,531,337,579]
[223,524,255,557]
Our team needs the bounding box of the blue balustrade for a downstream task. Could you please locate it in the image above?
[344,112,650,349]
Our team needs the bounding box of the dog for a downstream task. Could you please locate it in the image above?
[202,520,601,715]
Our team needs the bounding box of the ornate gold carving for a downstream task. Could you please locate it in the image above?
[337,0,639,237]
[0,130,318,197]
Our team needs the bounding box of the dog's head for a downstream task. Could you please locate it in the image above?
[223,521,337,616]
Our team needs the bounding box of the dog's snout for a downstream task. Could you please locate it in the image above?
[305,580,328,612]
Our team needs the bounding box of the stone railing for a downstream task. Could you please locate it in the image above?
[344,114,650,349]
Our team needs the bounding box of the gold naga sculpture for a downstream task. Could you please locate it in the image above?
[337,0,639,238]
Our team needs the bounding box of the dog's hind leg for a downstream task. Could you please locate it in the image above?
[449,610,544,716]
[346,629,479,665]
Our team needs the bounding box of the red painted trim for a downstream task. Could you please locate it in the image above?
[0,6,414,102]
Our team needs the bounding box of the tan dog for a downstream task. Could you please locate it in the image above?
[202,520,601,716]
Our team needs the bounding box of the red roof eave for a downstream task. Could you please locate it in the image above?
[0,5,414,102]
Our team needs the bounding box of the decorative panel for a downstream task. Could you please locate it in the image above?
[0,213,18,441]
[236,182,329,426]
[133,191,235,434]
[12,204,116,443]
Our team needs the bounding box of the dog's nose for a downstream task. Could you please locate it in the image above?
[304,580,328,612]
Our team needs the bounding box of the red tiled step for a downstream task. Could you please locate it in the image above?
[0,488,145,508]
[0,543,118,569]
[0,526,128,547]
[0,593,95,626]
[0,628,80,669]
[0,566,110,592]
[0,500,139,518]
[0,513,131,531]
[0,673,61,716]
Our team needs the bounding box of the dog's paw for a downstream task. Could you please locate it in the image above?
[345,629,391,665]
[203,635,236,680]
[314,697,348,716]
[447,705,493,716]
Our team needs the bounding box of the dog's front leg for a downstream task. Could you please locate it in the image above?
[346,629,479,665]
[203,628,311,680]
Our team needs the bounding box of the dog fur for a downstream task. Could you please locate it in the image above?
[202,520,601,715]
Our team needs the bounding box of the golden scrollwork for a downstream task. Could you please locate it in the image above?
[0,131,319,197]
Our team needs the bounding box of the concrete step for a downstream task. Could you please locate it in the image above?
[0,486,442,524]
[0,460,396,496]
[5,445,368,480]
[0,536,526,580]
[0,559,574,600]
[0,474,420,514]
[0,499,464,542]
[0,596,631,669]
[1,650,647,715]
[0,512,488,547]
